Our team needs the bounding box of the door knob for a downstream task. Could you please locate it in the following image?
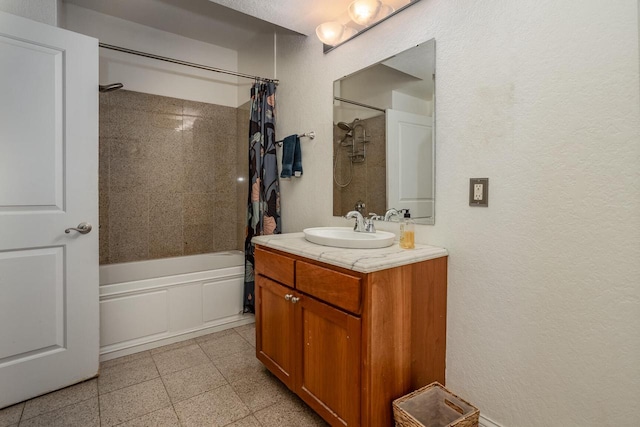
[65,222,92,234]
[291,296,300,304]
[284,294,292,301]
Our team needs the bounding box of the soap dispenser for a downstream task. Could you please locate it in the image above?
[399,209,415,249]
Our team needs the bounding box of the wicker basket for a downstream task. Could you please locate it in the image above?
[393,382,479,427]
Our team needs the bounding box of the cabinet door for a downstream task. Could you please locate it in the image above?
[295,294,361,427]
[255,275,296,390]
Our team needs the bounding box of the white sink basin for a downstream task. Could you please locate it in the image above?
[303,227,395,249]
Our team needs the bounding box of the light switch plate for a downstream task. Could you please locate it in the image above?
[469,178,489,207]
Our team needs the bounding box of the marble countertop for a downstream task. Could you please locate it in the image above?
[252,233,447,273]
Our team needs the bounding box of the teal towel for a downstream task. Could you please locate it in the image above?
[280,135,302,178]
[293,136,303,177]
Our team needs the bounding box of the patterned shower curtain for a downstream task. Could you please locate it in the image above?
[244,81,280,313]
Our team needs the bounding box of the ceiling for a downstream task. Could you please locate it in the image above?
[205,0,356,36]
[63,0,357,50]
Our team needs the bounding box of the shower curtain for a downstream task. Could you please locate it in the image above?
[244,81,280,313]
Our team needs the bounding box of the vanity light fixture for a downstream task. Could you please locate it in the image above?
[317,0,421,51]
[348,0,384,26]
[316,1,394,46]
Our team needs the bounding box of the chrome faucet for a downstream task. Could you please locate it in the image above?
[384,208,400,222]
[366,213,383,233]
[345,210,376,233]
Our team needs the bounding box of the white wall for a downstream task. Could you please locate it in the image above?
[237,32,277,106]
[0,0,61,26]
[392,91,431,116]
[275,1,640,426]
[63,4,239,107]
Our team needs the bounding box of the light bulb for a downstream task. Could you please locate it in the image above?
[375,3,394,20]
[339,26,358,43]
[316,22,346,46]
[348,0,382,26]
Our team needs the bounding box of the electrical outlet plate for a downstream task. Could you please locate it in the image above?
[469,178,489,207]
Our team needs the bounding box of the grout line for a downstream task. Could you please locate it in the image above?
[18,400,25,425]
[155,364,181,427]
[17,380,98,423]
[103,377,172,427]
[98,383,102,427]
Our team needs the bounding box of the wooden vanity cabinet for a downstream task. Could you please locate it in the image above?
[254,245,447,427]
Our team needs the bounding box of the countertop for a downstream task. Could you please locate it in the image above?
[252,233,448,273]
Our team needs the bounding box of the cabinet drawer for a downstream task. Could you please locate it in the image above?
[255,247,295,288]
[296,261,361,314]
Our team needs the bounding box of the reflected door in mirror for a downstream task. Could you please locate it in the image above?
[386,109,434,219]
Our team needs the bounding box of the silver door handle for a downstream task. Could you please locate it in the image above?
[284,294,292,301]
[65,222,92,234]
[291,296,300,304]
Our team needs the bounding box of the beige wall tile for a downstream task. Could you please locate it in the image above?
[108,193,148,227]
[183,224,214,255]
[183,128,214,163]
[109,158,149,193]
[149,193,182,227]
[99,224,109,265]
[183,193,214,226]
[101,90,244,263]
[148,159,185,194]
[110,221,150,263]
[184,160,215,193]
[149,226,183,258]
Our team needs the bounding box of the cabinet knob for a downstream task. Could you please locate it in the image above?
[291,296,300,304]
[284,294,292,301]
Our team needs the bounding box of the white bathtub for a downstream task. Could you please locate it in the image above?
[99,251,253,361]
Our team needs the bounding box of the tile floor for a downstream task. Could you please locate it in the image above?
[0,323,329,427]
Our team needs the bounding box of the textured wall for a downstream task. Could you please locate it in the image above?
[99,90,241,264]
[0,0,59,25]
[276,1,640,426]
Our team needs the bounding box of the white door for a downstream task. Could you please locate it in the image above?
[0,12,98,408]
[386,109,434,220]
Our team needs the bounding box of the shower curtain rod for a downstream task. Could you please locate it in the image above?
[334,96,386,113]
[99,43,279,84]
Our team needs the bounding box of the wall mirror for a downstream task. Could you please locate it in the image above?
[332,38,435,224]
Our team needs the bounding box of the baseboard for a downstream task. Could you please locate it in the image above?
[99,315,255,362]
[479,414,504,427]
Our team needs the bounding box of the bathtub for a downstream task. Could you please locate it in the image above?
[99,251,253,361]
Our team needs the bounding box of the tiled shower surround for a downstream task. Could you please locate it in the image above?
[99,90,248,264]
[332,115,386,216]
